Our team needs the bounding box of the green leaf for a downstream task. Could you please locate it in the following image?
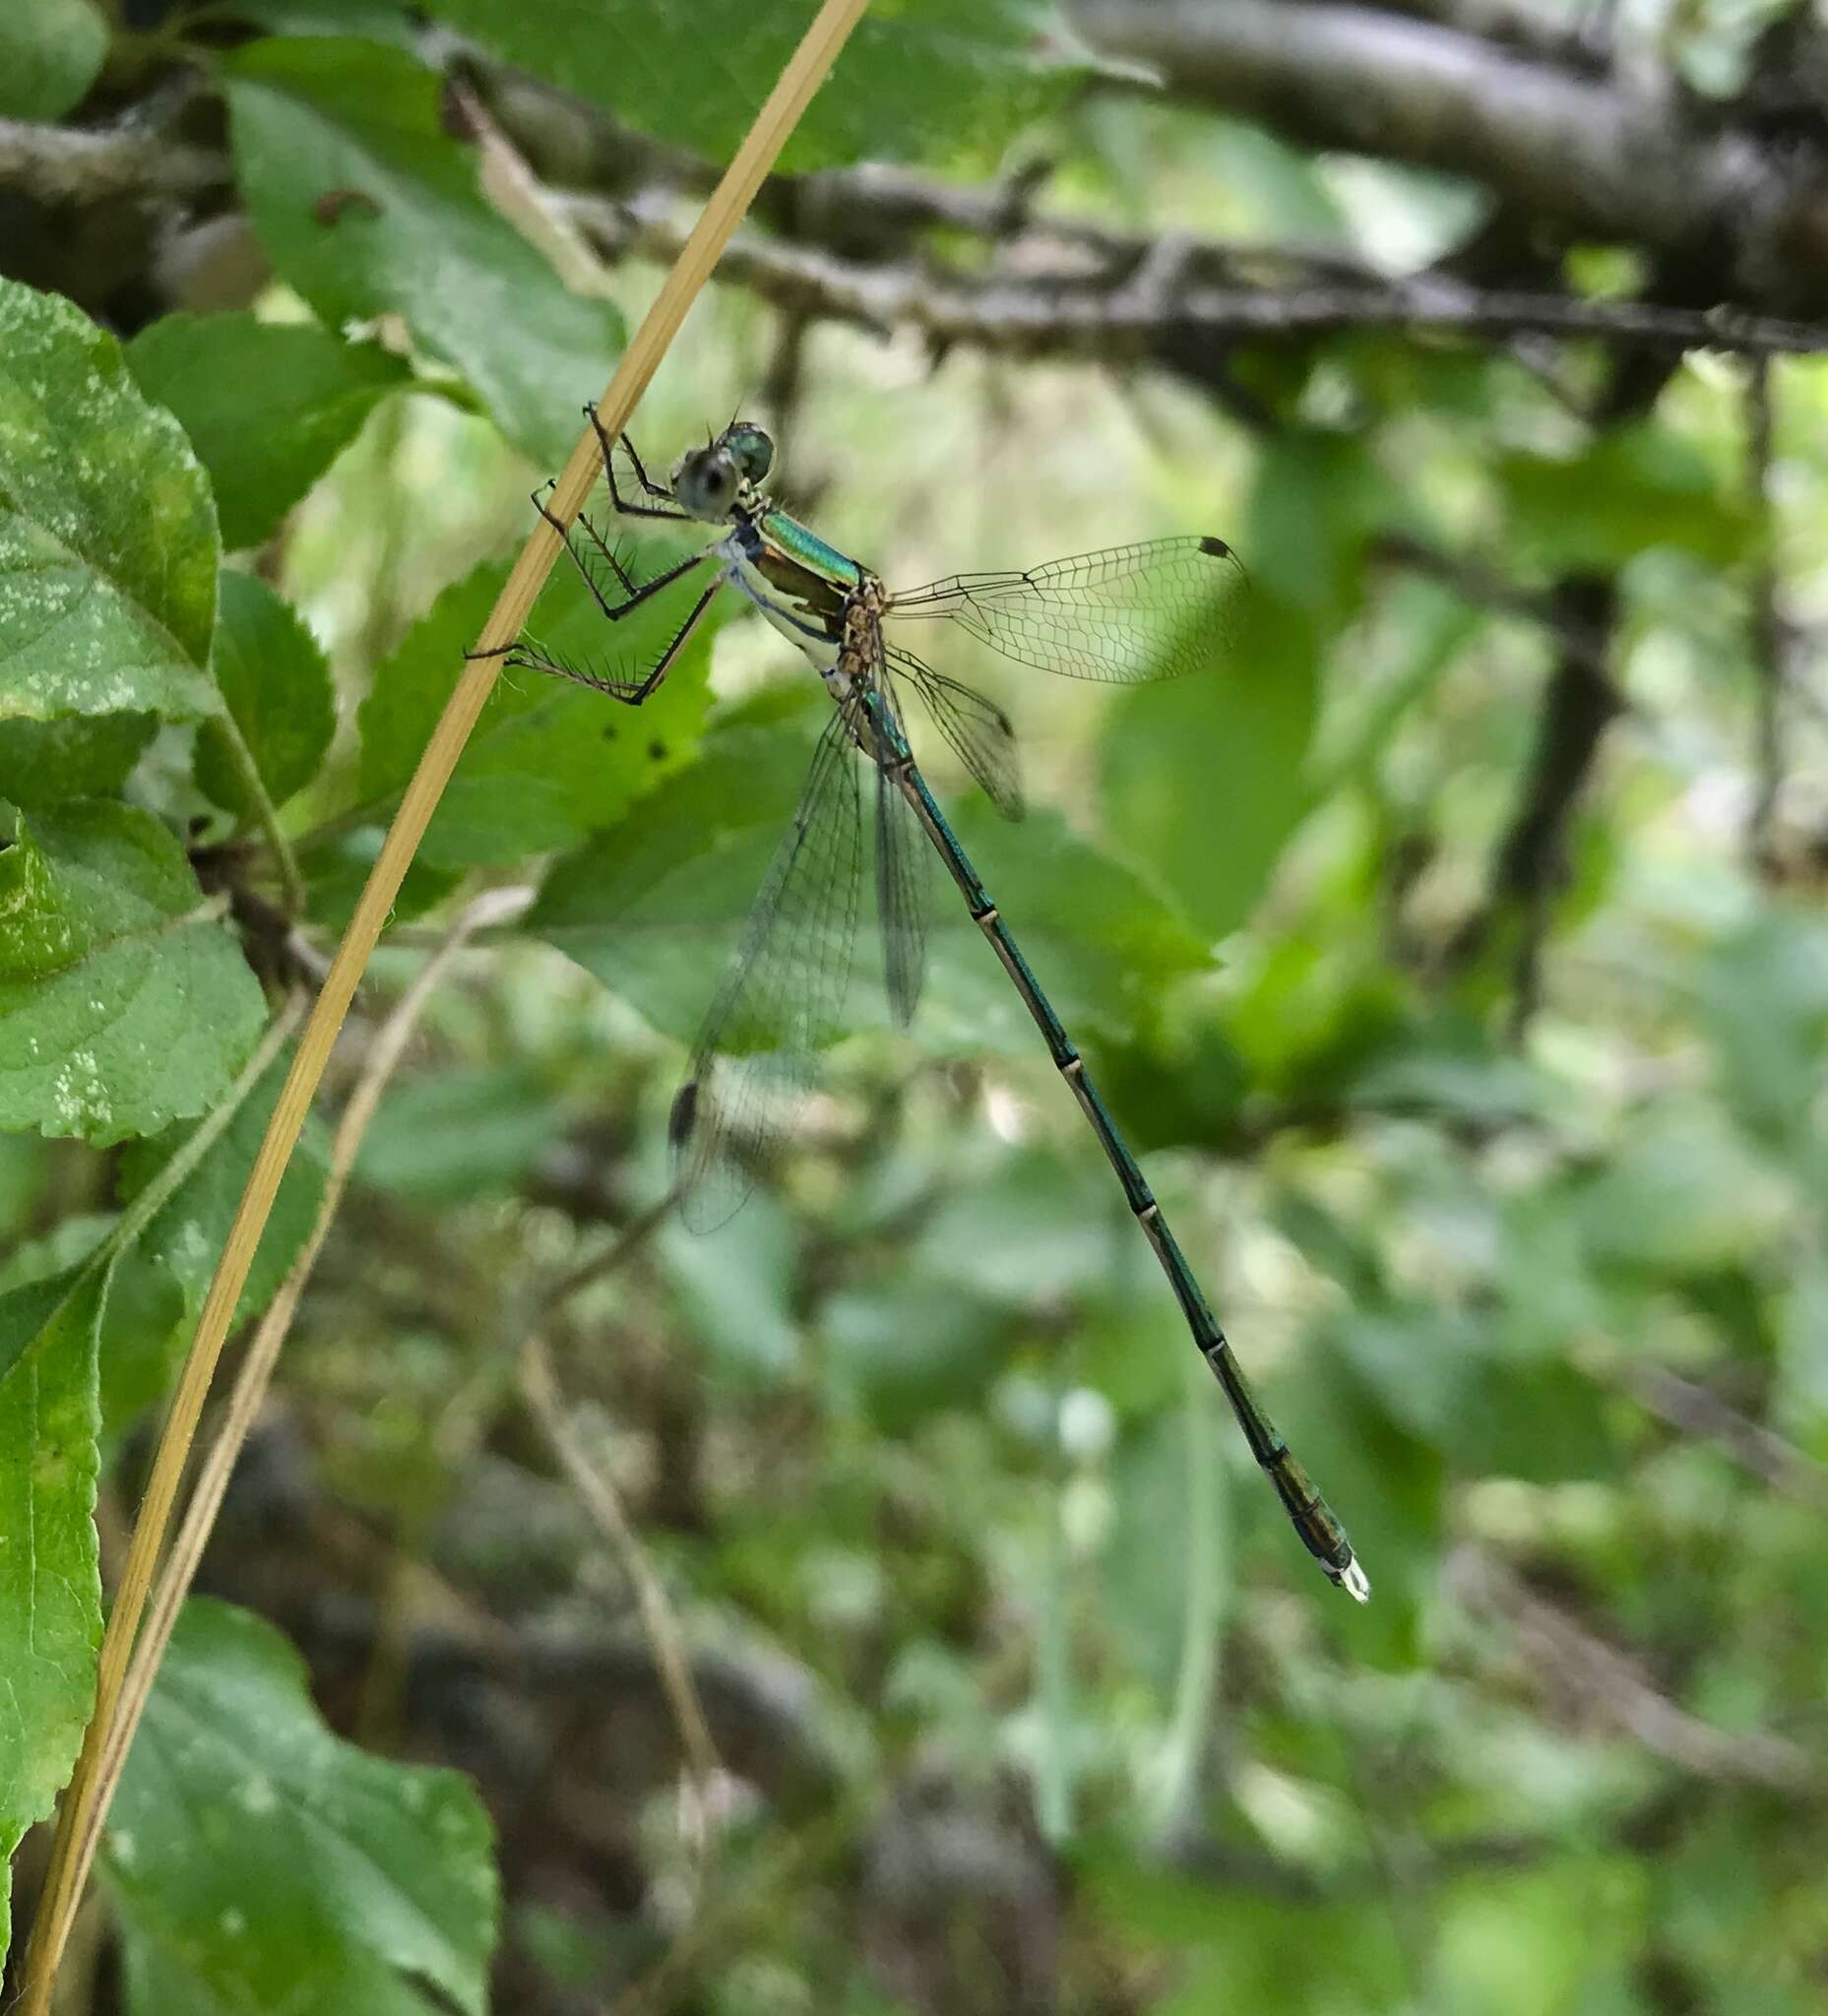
[95,1247,190,1454]
[354,553,714,870]
[1346,1017,1554,1124]
[657,1195,799,1385]
[1579,1105,1794,1274]
[1101,595,1320,942]
[301,836,461,933]
[1696,913,1828,1164]
[1501,424,1751,571]
[0,278,220,723]
[116,1047,330,1326]
[418,0,1058,172]
[222,37,624,469]
[102,1599,498,2016]
[821,1279,1008,1430]
[534,706,1210,1051]
[353,1062,568,1201]
[530,706,833,1042]
[125,312,411,550]
[0,0,107,121]
[0,711,157,808]
[0,802,267,1144]
[912,1149,1113,1304]
[0,1266,104,1962]
[195,572,336,819]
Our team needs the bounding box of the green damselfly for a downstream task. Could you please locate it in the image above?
[500,409,1367,1602]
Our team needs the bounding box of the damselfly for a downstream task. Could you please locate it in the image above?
[499,409,1367,1601]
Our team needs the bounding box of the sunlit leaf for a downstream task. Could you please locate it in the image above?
[223,36,624,468]
[195,572,337,821]
[0,278,219,724]
[0,802,267,1144]
[0,1267,103,1961]
[126,313,412,550]
[418,0,1061,172]
[102,1599,497,2016]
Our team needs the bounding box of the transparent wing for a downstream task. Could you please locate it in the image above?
[889,647,1024,820]
[871,673,932,1028]
[885,536,1246,685]
[669,712,864,1233]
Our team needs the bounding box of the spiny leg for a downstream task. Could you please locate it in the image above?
[582,403,690,524]
[530,477,711,630]
[510,575,722,707]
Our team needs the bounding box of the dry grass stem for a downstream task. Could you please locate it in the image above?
[65,887,530,1932]
[20,7,871,1992]
[520,1335,724,1826]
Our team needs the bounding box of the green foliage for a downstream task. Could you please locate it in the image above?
[0,712,158,808]
[1101,596,1322,942]
[8,9,1828,2009]
[0,803,267,1143]
[1501,422,1752,570]
[102,1599,498,2016]
[196,571,337,822]
[419,0,1060,172]
[0,1268,103,1961]
[222,36,625,469]
[125,314,412,551]
[533,705,1211,1050]
[354,1061,567,1200]
[0,278,219,724]
[115,1051,329,1327]
[355,552,716,868]
[0,0,107,121]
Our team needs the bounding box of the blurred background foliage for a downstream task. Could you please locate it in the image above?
[5,0,1828,2010]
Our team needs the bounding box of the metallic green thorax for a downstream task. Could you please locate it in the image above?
[757,510,866,594]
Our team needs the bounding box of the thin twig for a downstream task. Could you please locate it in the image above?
[604,1796,863,2016]
[106,989,309,1267]
[59,886,531,1942]
[543,1188,678,1310]
[0,102,220,204]
[1613,1358,1828,1513]
[1746,355,1785,863]
[209,707,308,917]
[573,188,1828,361]
[18,6,874,1996]
[1450,1549,1817,1791]
[520,1335,724,1827]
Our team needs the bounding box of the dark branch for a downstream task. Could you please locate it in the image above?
[1745,357,1786,864]
[0,91,220,206]
[570,192,1828,362]
[1065,0,1827,307]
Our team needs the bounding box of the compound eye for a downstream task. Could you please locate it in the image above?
[728,424,775,484]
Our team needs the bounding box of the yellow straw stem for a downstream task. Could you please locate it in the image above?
[18,4,873,2003]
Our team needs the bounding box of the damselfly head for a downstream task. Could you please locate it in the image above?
[669,422,774,521]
